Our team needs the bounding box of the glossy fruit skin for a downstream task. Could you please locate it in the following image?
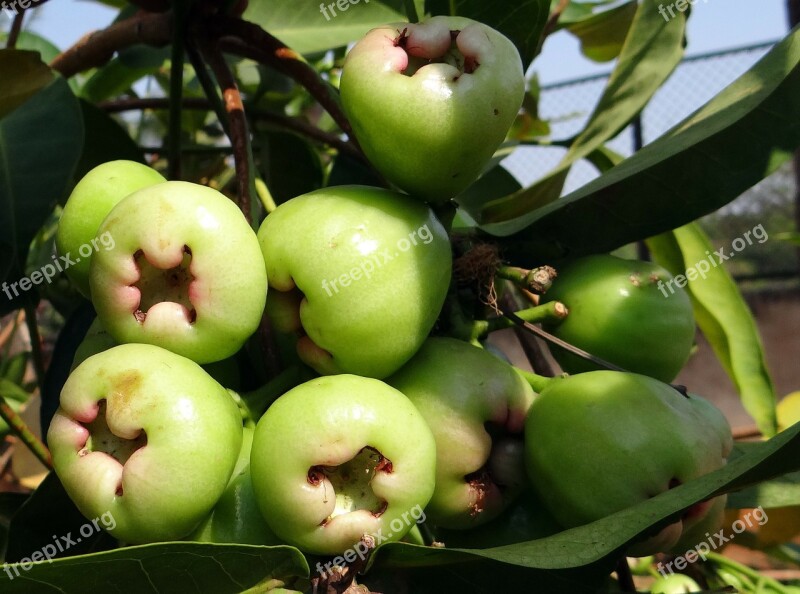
[650,574,701,594]
[190,426,281,545]
[524,371,733,556]
[56,160,166,297]
[250,374,436,555]
[258,186,451,379]
[340,16,525,203]
[90,181,267,364]
[387,337,534,528]
[47,343,243,544]
[541,255,695,382]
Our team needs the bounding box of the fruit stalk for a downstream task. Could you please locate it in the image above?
[0,395,52,470]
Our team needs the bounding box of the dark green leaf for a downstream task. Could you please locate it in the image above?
[727,469,800,509]
[480,0,686,223]
[0,65,84,287]
[0,50,53,119]
[257,131,323,205]
[425,0,550,70]
[74,100,146,182]
[487,28,800,265]
[0,542,309,593]
[647,223,778,436]
[565,1,638,62]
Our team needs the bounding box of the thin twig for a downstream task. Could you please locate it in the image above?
[211,16,354,138]
[23,304,46,397]
[0,396,52,470]
[537,0,571,54]
[50,11,172,78]
[201,39,254,222]
[615,558,636,592]
[167,0,188,180]
[184,43,231,135]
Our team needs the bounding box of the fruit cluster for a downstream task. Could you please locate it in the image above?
[46,15,732,579]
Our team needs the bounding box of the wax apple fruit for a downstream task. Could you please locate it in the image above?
[47,343,243,543]
[90,181,267,364]
[524,371,732,556]
[542,255,695,382]
[387,338,534,528]
[56,160,166,296]
[340,16,525,203]
[249,374,436,555]
[258,186,451,379]
[650,574,701,594]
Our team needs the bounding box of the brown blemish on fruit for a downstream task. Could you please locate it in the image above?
[465,469,490,517]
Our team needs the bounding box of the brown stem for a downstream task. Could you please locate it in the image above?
[50,12,172,78]
[0,396,52,470]
[98,97,364,160]
[537,0,571,54]
[200,40,253,222]
[615,558,636,592]
[6,9,24,49]
[211,16,353,139]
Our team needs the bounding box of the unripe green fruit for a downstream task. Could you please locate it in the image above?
[250,374,436,555]
[542,255,695,382]
[48,343,243,543]
[258,185,451,379]
[56,160,166,297]
[340,16,525,203]
[524,371,732,556]
[388,337,534,528]
[90,181,267,364]
[650,574,701,593]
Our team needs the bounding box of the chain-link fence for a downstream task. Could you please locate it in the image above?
[503,41,782,192]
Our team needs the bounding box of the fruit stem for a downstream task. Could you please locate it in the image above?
[497,265,558,295]
[23,304,46,397]
[516,369,557,393]
[706,552,794,593]
[484,301,569,334]
[0,394,52,470]
[404,524,425,546]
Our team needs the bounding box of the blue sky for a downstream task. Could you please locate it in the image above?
[5,0,792,85]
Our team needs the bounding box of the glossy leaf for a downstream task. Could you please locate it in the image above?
[565,1,638,62]
[647,223,778,437]
[371,422,800,570]
[479,0,687,223]
[487,28,800,264]
[0,60,84,287]
[0,50,53,119]
[243,0,407,55]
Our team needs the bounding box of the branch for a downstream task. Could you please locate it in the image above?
[50,12,172,78]
[0,395,52,470]
[6,9,24,49]
[537,0,570,54]
[200,39,253,222]
[98,97,364,160]
[211,17,354,139]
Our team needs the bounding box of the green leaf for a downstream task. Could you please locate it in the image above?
[425,0,550,70]
[371,422,800,571]
[565,1,638,62]
[0,378,29,436]
[243,0,408,55]
[0,32,61,65]
[727,469,800,509]
[479,0,686,223]
[74,100,146,182]
[0,543,309,592]
[0,50,54,119]
[775,231,800,246]
[487,27,800,264]
[0,62,84,287]
[79,57,157,103]
[647,223,778,437]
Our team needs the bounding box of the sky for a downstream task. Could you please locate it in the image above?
[4,0,792,86]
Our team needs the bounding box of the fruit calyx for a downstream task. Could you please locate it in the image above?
[131,246,197,324]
